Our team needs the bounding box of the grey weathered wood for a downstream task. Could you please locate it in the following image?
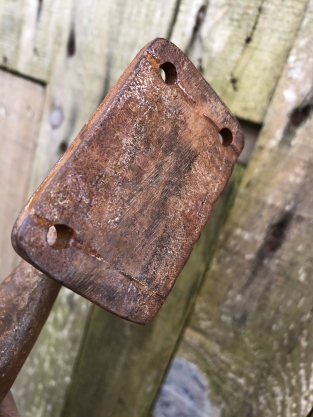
[0,0,310,415]
[0,70,45,282]
[0,0,71,82]
[7,1,181,415]
[171,0,309,123]
[12,289,91,417]
[157,1,313,415]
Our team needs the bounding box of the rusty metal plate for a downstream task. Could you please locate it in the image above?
[12,38,244,324]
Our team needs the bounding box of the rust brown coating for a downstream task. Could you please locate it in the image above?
[12,38,244,324]
[0,261,60,403]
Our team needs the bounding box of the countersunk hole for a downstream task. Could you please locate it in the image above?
[219,127,233,147]
[159,62,177,85]
[47,224,75,249]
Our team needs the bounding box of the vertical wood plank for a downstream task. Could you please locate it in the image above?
[9,1,180,416]
[156,1,313,415]
[0,70,45,282]
[171,0,309,123]
[0,0,72,82]
[1,0,310,415]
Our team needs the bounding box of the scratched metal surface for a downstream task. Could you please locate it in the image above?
[12,38,243,324]
[0,261,60,403]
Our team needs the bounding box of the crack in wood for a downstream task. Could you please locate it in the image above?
[167,0,182,40]
[0,66,46,87]
[185,2,209,56]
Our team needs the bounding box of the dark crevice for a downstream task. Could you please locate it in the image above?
[230,75,238,91]
[0,65,46,86]
[245,4,263,44]
[67,25,76,57]
[289,105,312,128]
[197,57,204,74]
[282,104,312,145]
[242,211,293,293]
[37,0,43,22]
[185,3,208,55]
[263,212,293,254]
[228,1,264,94]
[99,71,111,105]
[58,141,68,155]
[166,0,182,40]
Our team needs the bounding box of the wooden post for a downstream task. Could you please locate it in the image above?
[156,1,313,416]
[0,0,311,415]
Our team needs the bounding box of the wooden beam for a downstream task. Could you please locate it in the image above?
[10,1,181,416]
[159,1,313,415]
[0,70,45,282]
[171,0,309,123]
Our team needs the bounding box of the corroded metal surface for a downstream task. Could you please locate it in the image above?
[0,261,60,403]
[12,38,243,324]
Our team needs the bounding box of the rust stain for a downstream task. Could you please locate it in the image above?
[11,38,244,324]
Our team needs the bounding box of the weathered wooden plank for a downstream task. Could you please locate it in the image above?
[28,0,182,200]
[0,0,71,82]
[9,1,181,416]
[171,0,309,123]
[156,1,313,416]
[12,290,91,417]
[0,70,45,282]
[2,0,307,127]
[4,0,308,415]
[60,164,244,417]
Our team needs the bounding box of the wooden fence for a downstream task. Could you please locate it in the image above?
[0,0,313,416]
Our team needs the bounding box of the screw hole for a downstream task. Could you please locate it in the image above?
[159,62,177,85]
[47,224,75,250]
[219,128,233,147]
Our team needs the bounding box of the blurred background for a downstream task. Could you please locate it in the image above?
[1,0,313,416]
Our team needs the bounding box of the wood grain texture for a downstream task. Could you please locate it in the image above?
[171,0,309,123]
[12,290,91,417]
[7,1,181,415]
[160,1,313,415]
[0,0,72,82]
[60,164,244,417]
[0,70,45,282]
[2,0,309,415]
